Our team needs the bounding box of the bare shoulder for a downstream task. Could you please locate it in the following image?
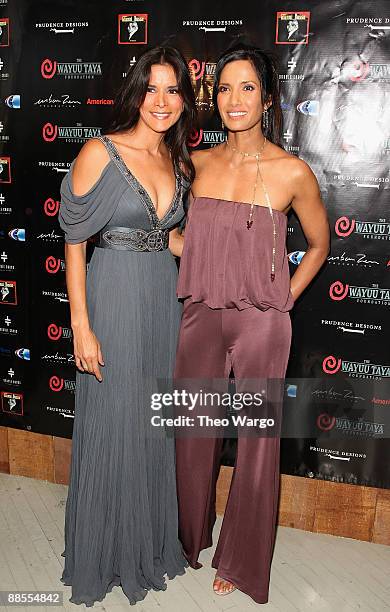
[72,138,111,196]
[190,147,214,171]
[191,143,227,173]
[287,156,323,207]
[275,148,316,181]
[269,146,319,189]
[75,137,110,169]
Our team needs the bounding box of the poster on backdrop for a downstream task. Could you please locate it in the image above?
[0,0,389,488]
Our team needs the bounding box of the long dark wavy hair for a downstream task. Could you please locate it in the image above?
[103,46,197,182]
[212,44,283,147]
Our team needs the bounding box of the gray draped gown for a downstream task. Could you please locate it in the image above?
[58,135,188,606]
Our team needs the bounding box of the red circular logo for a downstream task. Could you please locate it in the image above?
[348,60,369,82]
[43,197,60,217]
[42,123,58,142]
[49,376,64,392]
[47,323,62,341]
[335,216,355,237]
[317,413,336,431]
[322,355,342,374]
[188,128,203,148]
[45,256,61,274]
[188,59,205,80]
[329,281,349,301]
[41,58,57,79]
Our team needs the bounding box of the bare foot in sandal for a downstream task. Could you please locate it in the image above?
[213,574,237,595]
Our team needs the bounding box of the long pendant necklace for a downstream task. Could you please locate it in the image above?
[226,137,277,282]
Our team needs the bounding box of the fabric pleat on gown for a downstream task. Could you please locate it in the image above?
[58,135,188,606]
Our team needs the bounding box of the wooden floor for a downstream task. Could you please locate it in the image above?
[0,473,389,612]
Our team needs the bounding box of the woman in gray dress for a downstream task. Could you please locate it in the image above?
[58,46,196,607]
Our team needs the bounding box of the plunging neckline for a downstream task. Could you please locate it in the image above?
[101,135,181,227]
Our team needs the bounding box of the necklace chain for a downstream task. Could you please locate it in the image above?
[226,137,277,282]
[226,135,267,160]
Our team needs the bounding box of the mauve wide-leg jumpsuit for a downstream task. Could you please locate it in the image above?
[174,197,295,604]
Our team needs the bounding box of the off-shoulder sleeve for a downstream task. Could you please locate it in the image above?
[58,160,128,244]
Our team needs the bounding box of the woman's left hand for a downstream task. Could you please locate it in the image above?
[169,227,184,257]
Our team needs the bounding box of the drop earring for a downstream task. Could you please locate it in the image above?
[262,108,269,132]
[221,119,225,130]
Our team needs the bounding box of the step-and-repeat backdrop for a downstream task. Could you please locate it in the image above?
[0,1,389,488]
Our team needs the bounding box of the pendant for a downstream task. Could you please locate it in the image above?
[247,219,253,229]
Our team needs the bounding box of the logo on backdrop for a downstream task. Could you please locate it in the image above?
[275,12,310,44]
[0,314,18,336]
[42,122,101,143]
[322,355,389,379]
[0,280,17,305]
[332,173,389,189]
[335,216,390,240]
[316,413,336,431]
[0,156,11,183]
[38,160,70,174]
[42,352,75,365]
[329,281,390,306]
[122,56,137,78]
[118,14,148,44]
[36,229,62,243]
[188,129,226,148]
[41,58,102,79]
[182,19,243,32]
[188,59,216,111]
[0,18,10,46]
[35,21,89,35]
[49,375,76,393]
[316,413,384,437]
[45,256,65,274]
[8,228,25,241]
[0,250,15,272]
[345,16,390,35]
[0,192,11,215]
[5,94,20,108]
[0,120,9,142]
[345,60,390,82]
[15,347,30,361]
[41,289,68,303]
[47,323,72,341]
[288,250,306,265]
[45,404,74,418]
[43,197,60,217]
[320,318,382,336]
[281,129,299,153]
[1,391,23,415]
[0,57,10,80]
[86,98,114,105]
[189,59,216,80]
[309,446,367,467]
[34,93,81,108]
[327,250,380,268]
[296,100,319,116]
[279,58,305,81]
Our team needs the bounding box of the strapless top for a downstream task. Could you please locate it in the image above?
[177,197,294,311]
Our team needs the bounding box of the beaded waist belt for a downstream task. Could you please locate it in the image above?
[94,226,169,252]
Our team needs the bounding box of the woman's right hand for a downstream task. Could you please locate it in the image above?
[73,326,105,382]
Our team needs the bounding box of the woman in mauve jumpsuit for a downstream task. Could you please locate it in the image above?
[173,44,329,605]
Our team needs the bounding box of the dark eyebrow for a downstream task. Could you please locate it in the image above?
[218,80,257,86]
[148,83,179,87]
